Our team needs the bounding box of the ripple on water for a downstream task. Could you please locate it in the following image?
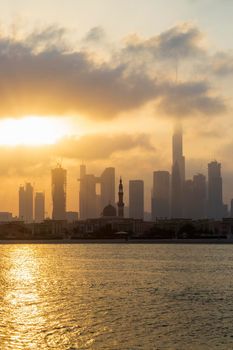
[1,244,233,349]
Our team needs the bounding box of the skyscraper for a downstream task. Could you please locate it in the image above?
[100,167,115,211]
[79,165,98,219]
[52,165,67,220]
[34,192,45,223]
[18,183,33,223]
[208,161,223,219]
[19,186,25,221]
[129,180,144,219]
[171,124,185,218]
[193,174,206,219]
[151,171,170,220]
[117,178,124,217]
[183,179,194,218]
[231,199,233,218]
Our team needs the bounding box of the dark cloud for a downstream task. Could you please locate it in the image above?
[123,23,205,61]
[0,23,226,120]
[0,33,159,118]
[158,81,226,117]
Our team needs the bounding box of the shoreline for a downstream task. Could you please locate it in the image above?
[0,238,233,244]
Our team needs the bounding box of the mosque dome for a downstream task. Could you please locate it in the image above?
[102,204,117,217]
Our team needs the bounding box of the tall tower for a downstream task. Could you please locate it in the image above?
[129,180,144,219]
[193,174,206,219]
[171,123,185,218]
[208,161,223,219]
[117,178,124,217]
[78,164,99,219]
[18,183,33,223]
[19,186,25,221]
[100,167,115,211]
[151,171,170,220]
[52,164,67,220]
[35,192,45,223]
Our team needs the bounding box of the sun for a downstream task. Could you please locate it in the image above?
[0,116,71,146]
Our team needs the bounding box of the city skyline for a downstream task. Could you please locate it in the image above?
[12,126,232,222]
[0,1,233,216]
[1,2,233,350]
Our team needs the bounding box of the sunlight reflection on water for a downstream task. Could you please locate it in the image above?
[0,244,233,349]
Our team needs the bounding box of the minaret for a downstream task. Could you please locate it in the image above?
[117,177,124,217]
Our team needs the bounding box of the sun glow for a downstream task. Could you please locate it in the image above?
[0,117,71,146]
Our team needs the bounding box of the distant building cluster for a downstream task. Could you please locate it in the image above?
[151,124,228,221]
[4,125,232,228]
[19,183,45,223]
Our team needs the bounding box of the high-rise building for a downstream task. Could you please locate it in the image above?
[79,165,98,219]
[19,186,25,221]
[34,192,45,223]
[230,199,233,218]
[171,162,183,218]
[18,183,33,223]
[151,171,170,220]
[129,180,144,219]
[117,178,124,217]
[100,167,115,211]
[52,165,67,220]
[183,179,194,218]
[193,174,206,219]
[171,124,185,218]
[183,175,207,219]
[208,161,223,219]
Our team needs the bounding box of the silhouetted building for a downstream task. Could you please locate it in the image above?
[171,124,185,218]
[129,180,144,219]
[171,162,183,218]
[79,170,98,219]
[231,199,233,218]
[208,161,223,219]
[19,183,33,223]
[117,178,124,217]
[100,168,115,212]
[183,179,194,218]
[152,171,170,220]
[0,212,13,222]
[52,165,67,220]
[66,211,79,223]
[222,204,229,218]
[19,186,25,221]
[35,192,45,223]
[79,164,100,219]
[193,174,206,219]
[102,204,117,217]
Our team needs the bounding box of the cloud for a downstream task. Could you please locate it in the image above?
[0,23,226,120]
[55,133,155,160]
[25,25,68,52]
[211,52,233,77]
[84,26,106,43]
[158,81,226,117]
[123,23,205,61]
[0,33,160,118]
[0,133,155,175]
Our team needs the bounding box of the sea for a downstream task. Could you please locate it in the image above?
[0,243,233,349]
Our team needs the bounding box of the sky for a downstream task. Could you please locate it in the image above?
[0,0,233,215]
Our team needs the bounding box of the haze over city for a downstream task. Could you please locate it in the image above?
[2,2,233,350]
[0,0,233,216]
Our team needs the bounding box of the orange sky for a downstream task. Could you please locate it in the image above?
[0,1,233,215]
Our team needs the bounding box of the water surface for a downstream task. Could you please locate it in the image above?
[0,244,233,349]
